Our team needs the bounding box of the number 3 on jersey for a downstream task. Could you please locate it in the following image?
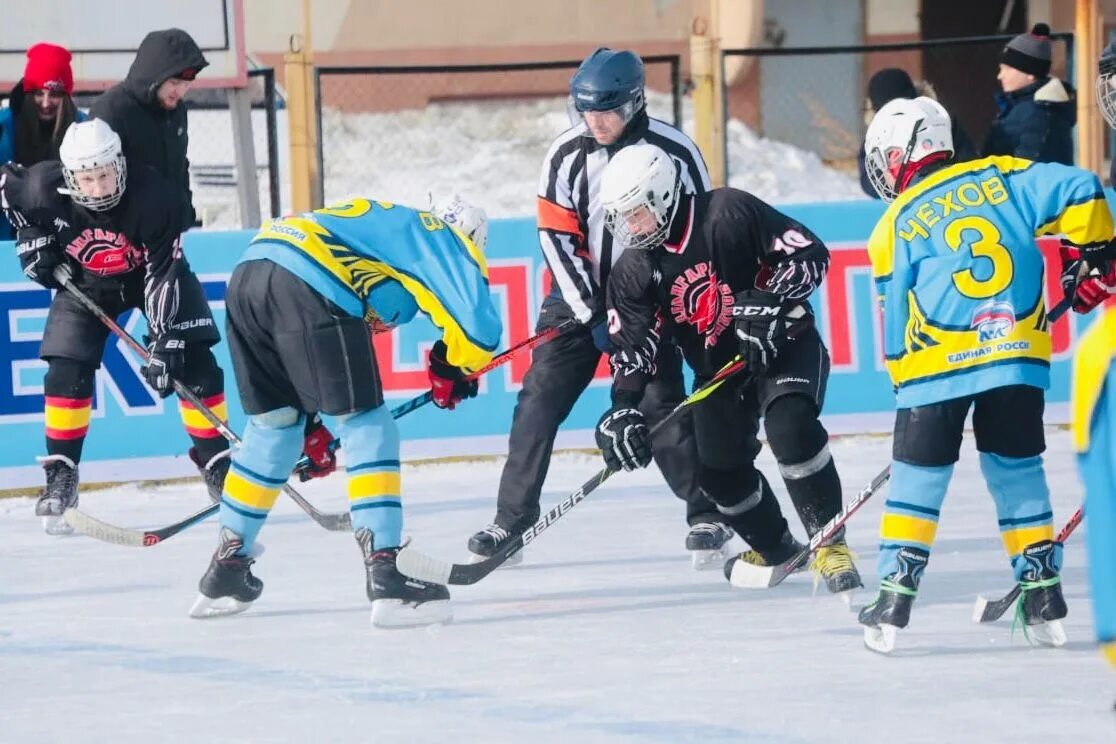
[943,216,1014,299]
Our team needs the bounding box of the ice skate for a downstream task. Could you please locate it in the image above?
[1016,540,1068,648]
[686,522,735,570]
[467,523,524,566]
[724,530,804,586]
[809,541,863,606]
[358,528,451,628]
[34,455,79,535]
[189,528,264,618]
[859,546,927,654]
[189,447,231,504]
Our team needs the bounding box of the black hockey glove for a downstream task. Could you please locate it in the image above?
[17,234,65,289]
[731,290,788,371]
[141,334,186,398]
[595,404,652,472]
[427,340,478,410]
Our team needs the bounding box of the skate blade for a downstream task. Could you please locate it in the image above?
[690,546,731,571]
[972,595,990,623]
[468,549,523,567]
[40,515,73,536]
[863,624,899,654]
[188,593,254,619]
[833,588,858,609]
[371,599,452,628]
[1027,619,1068,648]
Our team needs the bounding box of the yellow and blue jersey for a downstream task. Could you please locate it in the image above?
[241,198,502,373]
[868,156,1114,407]
[1071,310,1116,663]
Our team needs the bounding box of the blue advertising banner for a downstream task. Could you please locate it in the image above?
[0,199,1101,488]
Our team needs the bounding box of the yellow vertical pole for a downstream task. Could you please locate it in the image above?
[691,0,725,186]
[1076,0,1102,175]
[285,0,319,213]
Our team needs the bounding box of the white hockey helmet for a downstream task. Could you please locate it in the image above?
[599,143,681,250]
[59,118,127,211]
[863,96,953,202]
[431,193,489,252]
[1096,44,1116,128]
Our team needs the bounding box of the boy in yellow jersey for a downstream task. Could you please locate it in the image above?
[189,196,501,628]
[858,96,1116,653]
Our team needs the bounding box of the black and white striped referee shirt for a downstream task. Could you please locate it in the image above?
[536,111,711,322]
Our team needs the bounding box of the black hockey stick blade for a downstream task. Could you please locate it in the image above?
[728,465,892,589]
[63,501,219,547]
[973,504,1083,623]
[280,484,351,531]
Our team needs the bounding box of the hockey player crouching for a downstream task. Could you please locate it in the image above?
[859,96,1116,653]
[189,195,500,628]
[0,119,235,533]
[593,143,862,598]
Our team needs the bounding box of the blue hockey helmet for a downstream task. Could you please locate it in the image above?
[568,48,645,128]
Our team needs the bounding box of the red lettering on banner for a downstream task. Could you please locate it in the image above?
[541,270,610,380]
[373,332,429,394]
[824,247,871,368]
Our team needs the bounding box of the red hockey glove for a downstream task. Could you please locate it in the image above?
[1060,243,1116,313]
[297,413,338,482]
[428,340,478,410]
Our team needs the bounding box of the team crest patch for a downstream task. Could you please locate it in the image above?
[65,228,143,276]
[971,300,1016,343]
[669,261,734,347]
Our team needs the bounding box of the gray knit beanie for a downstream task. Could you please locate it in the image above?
[1002,23,1052,78]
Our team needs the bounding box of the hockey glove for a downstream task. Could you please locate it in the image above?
[17,234,65,289]
[141,334,186,398]
[731,290,788,371]
[297,413,339,482]
[1060,243,1116,313]
[428,340,478,410]
[595,405,652,472]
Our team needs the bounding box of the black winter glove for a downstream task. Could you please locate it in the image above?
[141,334,186,398]
[731,290,788,371]
[17,234,64,289]
[595,405,651,472]
[427,340,478,409]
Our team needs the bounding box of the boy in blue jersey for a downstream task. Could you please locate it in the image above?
[858,96,1116,653]
[189,195,501,628]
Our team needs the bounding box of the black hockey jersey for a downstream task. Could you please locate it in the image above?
[606,188,829,393]
[0,160,218,344]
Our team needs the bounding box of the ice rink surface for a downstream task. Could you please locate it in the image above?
[1,431,1113,743]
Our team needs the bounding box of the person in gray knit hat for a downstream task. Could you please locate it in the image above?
[983,23,1075,165]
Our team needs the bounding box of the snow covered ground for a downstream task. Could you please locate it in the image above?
[187,91,866,229]
[1,430,1111,743]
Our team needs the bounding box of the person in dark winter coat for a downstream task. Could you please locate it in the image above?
[90,29,208,232]
[856,68,975,199]
[983,23,1076,166]
[0,43,85,238]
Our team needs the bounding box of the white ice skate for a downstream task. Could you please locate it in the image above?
[371,597,453,628]
[863,624,900,654]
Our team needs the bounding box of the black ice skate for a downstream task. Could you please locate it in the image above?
[723,529,805,584]
[35,455,79,535]
[859,546,928,654]
[357,528,451,628]
[809,540,864,605]
[686,522,736,571]
[189,447,231,504]
[189,528,264,619]
[467,523,524,566]
[1016,540,1068,647]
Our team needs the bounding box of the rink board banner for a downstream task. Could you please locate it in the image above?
[0,198,1105,487]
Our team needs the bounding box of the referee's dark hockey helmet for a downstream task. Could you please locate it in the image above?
[568,48,645,126]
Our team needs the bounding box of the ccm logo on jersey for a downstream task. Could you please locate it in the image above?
[65,228,143,276]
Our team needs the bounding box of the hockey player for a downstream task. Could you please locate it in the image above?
[469,47,730,570]
[0,119,232,533]
[594,143,862,597]
[858,96,1116,653]
[189,195,500,628]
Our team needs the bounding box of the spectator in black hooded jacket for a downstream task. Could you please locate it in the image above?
[91,28,208,232]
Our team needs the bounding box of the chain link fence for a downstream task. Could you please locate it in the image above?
[315,57,682,218]
[721,33,1074,200]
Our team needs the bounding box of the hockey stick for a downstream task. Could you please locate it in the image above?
[729,297,1075,590]
[396,356,749,585]
[50,267,351,531]
[63,318,586,547]
[291,317,584,478]
[972,505,1084,623]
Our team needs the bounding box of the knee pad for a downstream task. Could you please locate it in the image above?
[764,395,829,473]
[251,407,303,430]
[43,358,96,399]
